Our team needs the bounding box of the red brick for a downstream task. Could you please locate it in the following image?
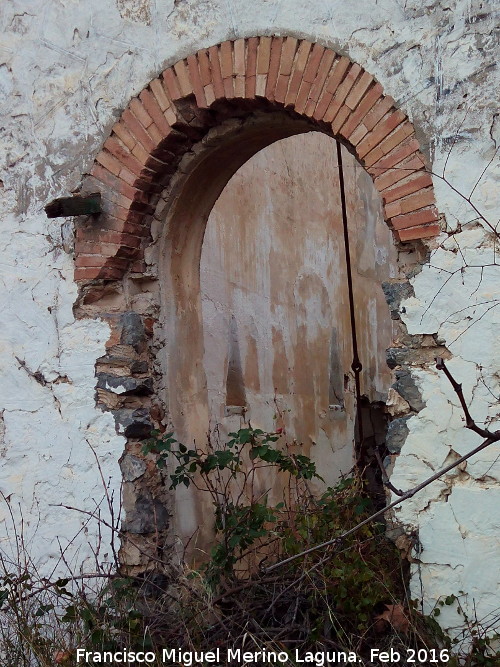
[150,77,171,112]
[99,188,150,214]
[129,98,153,129]
[257,36,272,74]
[265,37,283,100]
[139,89,172,136]
[174,60,194,97]
[162,68,182,100]
[104,137,148,178]
[245,37,259,98]
[197,49,212,86]
[91,164,147,203]
[118,165,139,186]
[373,153,425,191]
[220,40,233,79]
[382,172,434,203]
[357,109,406,158]
[391,207,439,230]
[122,109,155,152]
[104,215,148,236]
[340,82,383,139]
[76,255,130,269]
[78,228,143,247]
[187,54,208,107]
[368,137,420,175]
[304,50,336,116]
[331,105,351,134]
[233,39,246,75]
[324,63,361,123]
[95,150,122,177]
[279,37,298,76]
[234,74,245,98]
[130,259,147,274]
[294,76,314,113]
[313,88,334,120]
[220,41,235,97]
[325,56,350,93]
[345,71,374,110]
[302,43,325,83]
[203,81,216,105]
[384,187,436,218]
[364,121,414,167]
[223,75,234,98]
[129,144,150,168]
[74,266,108,281]
[274,38,298,103]
[208,45,225,99]
[112,121,136,151]
[397,223,441,242]
[98,139,129,178]
[363,95,395,131]
[284,40,312,107]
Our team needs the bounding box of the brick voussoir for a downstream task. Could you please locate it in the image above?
[76,230,144,249]
[187,54,208,107]
[129,98,154,130]
[208,45,225,100]
[103,216,149,236]
[382,171,434,203]
[357,109,407,159]
[338,83,383,137]
[265,37,283,101]
[220,41,235,98]
[162,67,182,100]
[149,77,171,112]
[396,223,441,241]
[323,63,362,124]
[245,37,259,98]
[274,37,298,103]
[390,206,439,230]
[89,164,149,204]
[304,50,336,116]
[74,266,109,281]
[384,187,436,218]
[373,154,425,191]
[139,89,173,136]
[256,36,272,97]
[368,137,421,174]
[173,60,194,97]
[284,40,313,107]
[112,121,137,151]
[95,150,122,177]
[122,108,156,153]
[363,121,414,167]
[295,43,327,113]
[76,254,130,270]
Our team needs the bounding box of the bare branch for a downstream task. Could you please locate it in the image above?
[435,357,497,439]
[264,433,498,574]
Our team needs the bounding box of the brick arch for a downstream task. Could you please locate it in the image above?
[76,36,440,282]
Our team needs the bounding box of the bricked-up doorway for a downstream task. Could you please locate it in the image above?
[75,36,439,569]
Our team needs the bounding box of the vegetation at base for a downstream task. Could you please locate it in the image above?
[0,426,498,666]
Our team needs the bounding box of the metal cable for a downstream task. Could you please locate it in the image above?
[336,141,364,451]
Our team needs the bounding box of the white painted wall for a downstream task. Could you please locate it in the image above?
[0,0,498,640]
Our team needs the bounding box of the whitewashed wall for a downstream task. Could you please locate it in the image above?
[0,0,498,640]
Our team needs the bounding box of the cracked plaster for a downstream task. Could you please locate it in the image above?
[0,0,498,640]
